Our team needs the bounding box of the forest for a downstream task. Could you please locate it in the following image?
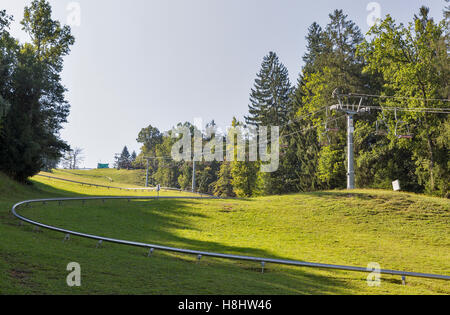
[119,6,449,198]
[0,1,74,181]
[0,1,448,198]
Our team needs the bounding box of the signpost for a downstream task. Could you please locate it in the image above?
[145,158,150,187]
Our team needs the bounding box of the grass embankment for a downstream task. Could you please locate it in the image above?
[0,170,449,294]
[46,168,147,187]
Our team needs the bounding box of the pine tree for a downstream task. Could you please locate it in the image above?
[214,162,235,197]
[245,52,298,195]
[245,51,292,127]
[302,22,329,75]
[118,146,131,169]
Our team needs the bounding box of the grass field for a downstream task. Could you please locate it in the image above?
[1,169,449,294]
[43,169,147,187]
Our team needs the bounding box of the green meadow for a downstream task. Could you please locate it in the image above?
[0,170,449,294]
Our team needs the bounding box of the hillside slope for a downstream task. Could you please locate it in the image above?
[44,169,147,187]
[0,172,449,295]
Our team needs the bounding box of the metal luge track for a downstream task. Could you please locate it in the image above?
[36,174,191,193]
[13,178,450,283]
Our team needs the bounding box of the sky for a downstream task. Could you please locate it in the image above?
[1,0,447,168]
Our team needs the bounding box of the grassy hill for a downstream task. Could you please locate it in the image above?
[44,168,147,187]
[0,170,449,294]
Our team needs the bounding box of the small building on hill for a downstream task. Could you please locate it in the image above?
[97,163,109,169]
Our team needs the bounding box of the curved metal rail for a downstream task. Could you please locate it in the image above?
[11,196,450,282]
[36,173,152,190]
[35,174,210,196]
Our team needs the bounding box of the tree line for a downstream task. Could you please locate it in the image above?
[0,0,74,182]
[114,146,137,170]
[0,2,447,198]
[128,6,449,198]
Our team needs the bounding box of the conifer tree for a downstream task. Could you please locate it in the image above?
[245,52,292,127]
[118,146,131,169]
[214,162,235,197]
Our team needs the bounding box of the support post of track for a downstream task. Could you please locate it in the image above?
[63,234,70,242]
[330,91,370,190]
[347,114,355,190]
[145,158,149,188]
[192,161,196,193]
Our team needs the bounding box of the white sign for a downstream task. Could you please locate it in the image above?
[392,180,401,191]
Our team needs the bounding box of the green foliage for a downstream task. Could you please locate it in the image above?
[1,172,448,294]
[358,7,449,196]
[245,51,292,127]
[244,51,301,194]
[116,146,132,170]
[0,1,74,182]
[214,162,235,197]
[354,120,423,192]
[196,165,217,195]
[231,160,259,197]
[317,145,346,187]
[293,9,368,190]
[0,95,9,130]
[128,7,449,198]
[178,162,192,191]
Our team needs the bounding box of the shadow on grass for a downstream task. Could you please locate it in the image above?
[301,190,382,200]
[15,180,358,295]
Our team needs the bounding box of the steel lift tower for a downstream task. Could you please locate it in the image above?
[330,90,370,190]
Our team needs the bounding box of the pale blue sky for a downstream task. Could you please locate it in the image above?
[2,0,446,167]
